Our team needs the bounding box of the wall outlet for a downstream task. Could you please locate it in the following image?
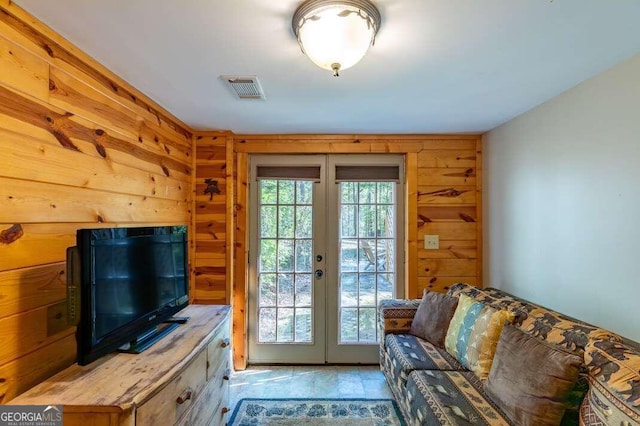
[424,235,439,250]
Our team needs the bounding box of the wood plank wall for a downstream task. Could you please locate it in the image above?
[0,3,193,402]
[229,135,482,369]
[193,132,234,305]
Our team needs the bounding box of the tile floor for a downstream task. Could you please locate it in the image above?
[229,365,394,412]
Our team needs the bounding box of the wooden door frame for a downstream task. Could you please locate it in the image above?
[231,135,481,370]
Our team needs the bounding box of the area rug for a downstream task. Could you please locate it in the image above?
[229,398,405,425]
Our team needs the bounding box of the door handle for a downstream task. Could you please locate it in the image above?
[315,269,323,279]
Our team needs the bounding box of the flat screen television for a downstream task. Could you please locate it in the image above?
[67,225,189,365]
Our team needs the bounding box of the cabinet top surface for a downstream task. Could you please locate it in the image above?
[8,305,230,409]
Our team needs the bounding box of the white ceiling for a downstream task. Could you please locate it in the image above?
[15,0,640,134]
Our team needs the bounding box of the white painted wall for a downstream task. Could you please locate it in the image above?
[484,52,640,342]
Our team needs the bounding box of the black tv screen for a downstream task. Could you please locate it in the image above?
[71,225,189,365]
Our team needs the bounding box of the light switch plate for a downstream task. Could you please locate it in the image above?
[424,235,439,249]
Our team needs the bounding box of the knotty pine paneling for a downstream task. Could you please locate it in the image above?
[230,135,482,369]
[416,140,481,295]
[193,133,233,305]
[0,3,193,402]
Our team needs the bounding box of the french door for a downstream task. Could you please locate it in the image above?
[247,155,404,364]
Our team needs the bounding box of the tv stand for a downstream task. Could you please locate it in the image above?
[7,305,231,426]
[118,322,180,354]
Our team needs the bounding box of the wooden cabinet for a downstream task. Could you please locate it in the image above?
[7,305,231,426]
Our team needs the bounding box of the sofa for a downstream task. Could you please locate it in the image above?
[378,283,640,425]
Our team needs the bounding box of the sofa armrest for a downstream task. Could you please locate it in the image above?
[378,299,421,337]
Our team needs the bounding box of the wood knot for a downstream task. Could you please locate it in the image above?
[164,145,171,154]
[95,129,105,136]
[459,213,475,223]
[0,224,24,245]
[43,43,54,57]
[429,277,437,284]
[45,116,53,123]
[53,130,80,152]
[150,176,155,182]
[97,215,104,223]
[154,136,159,143]
[162,165,170,177]
[49,79,56,91]
[418,214,431,223]
[95,144,107,158]
[138,137,143,143]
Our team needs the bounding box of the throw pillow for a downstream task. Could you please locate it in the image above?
[485,324,582,426]
[444,294,514,380]
[409,290,459,347]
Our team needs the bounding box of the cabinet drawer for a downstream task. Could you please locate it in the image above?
[208,385,229,426]
[178,359,230,426]
[206,317,230,381]
[136,350,207,425]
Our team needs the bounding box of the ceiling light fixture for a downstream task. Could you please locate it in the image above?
[292,0,381,77]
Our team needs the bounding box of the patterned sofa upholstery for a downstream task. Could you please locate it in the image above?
[378,283,639,425]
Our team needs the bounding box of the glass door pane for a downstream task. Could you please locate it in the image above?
[338,182,396,343]
[257,179,314,343]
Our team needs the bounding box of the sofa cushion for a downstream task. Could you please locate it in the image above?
[580,339,640,425]
[406,370,514,425]
[409,290,459,347]
[444,294,515,380]
[485,324,582,426]
[384,334,465,388]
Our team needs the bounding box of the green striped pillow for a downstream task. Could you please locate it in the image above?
[445,294,515,380]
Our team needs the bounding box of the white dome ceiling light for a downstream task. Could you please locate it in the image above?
[292,0,381,77]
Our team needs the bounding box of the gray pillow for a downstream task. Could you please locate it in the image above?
[409,290,459,347]
[485,324,582,426]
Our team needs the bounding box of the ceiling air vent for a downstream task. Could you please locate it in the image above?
[221,75,265,100]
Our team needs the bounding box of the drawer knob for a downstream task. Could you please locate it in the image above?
[223,369,231,381]
[176,387,193,405]
[220,338,230,348]
[221,407,230,414]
